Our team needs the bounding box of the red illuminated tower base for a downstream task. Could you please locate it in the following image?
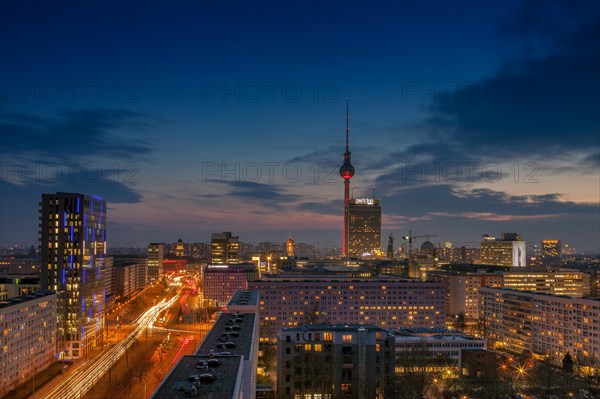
[339,98,355,257]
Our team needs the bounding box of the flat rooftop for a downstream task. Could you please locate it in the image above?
[195,313,256,360]
[151,355,242,399]
[228,289,259,306]
[283,323,388,333]
[0,290,55,310]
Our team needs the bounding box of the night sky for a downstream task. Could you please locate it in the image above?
[1,1,599,252]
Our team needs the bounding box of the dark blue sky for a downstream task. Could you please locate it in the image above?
[1,0,599,252]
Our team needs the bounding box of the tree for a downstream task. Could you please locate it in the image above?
[563,352,574,373]
[393,343,453,399]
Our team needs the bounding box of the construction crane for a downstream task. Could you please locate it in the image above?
[402,230,438,264]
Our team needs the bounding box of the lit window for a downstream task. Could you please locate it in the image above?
[314,344,322,352]
[343,334,352,343]
[304,344,312,351]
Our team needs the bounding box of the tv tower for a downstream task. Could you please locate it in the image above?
[339,98,355,257]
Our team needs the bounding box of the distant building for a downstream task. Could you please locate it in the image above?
[480,233,526,267]
[277,324,396,399]
[0,291,57,397]
[202,264,257,306]
[175,239,185,257]
[541,239,561,266]
[249,277,446,342]
[479,288,600,367]
[163,259,187,274]
[286,237,295,257]
[114,262,147,298]
[211,232,240,264]
[347,198,381,258]
[501,269,590,297]
[40,192,107,359]
[147,243,164,283]
[439,245,479,264]
[0,277,40,300]
[428,271,503,319]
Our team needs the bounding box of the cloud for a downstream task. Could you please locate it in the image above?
[212,180,301,206]
[421,19,599,158]
[0,108,154,161]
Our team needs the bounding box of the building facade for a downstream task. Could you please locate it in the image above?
[480,233,526,267]
[249,278,446,342]
[0,291,57,397]
[114,262,147,298]
[211,232,240,264]
[147,243,164,283]
[202,264,256,306]
[277,324,396,399]
[347,198,381,258]
[479,288,600,366]
[393,328,486,376]
[501,269,590,297]
[40,192,107,359]
[428,271,503,319]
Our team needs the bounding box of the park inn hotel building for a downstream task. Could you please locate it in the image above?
[40,193,107,360]
[346,198,382,257]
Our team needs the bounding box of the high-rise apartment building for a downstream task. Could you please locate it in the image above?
[479,288,600,366]
[347,198,381,257]
[428,271,503,319]
[250,277,446,342]
[0,291,57,397]
[147,243,164,283]
[40,192,107,359]
[277,324,396,399]
[480,233,526,267]
[211,232,240,264]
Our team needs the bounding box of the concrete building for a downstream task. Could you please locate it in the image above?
[0,277,40,301]
[479,288,600,367]
[202,264,257,306]
[211,232,240,264]
[114,262,146,298]
[459,349,498,378]
[39,192,107,359]
[147,243,164,283]
[480,233,526,267]
[501,269,590,297]
[249,277,446,342]
[429,268,589,321]
[428,271,504,319]
[151,290,259,399]
[277,324,396,399]
[393,328,486,370]
[0,291,57,397]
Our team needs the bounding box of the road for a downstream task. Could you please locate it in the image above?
[34,295,180,399]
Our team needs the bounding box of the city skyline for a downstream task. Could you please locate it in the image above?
[1,1,599,252]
